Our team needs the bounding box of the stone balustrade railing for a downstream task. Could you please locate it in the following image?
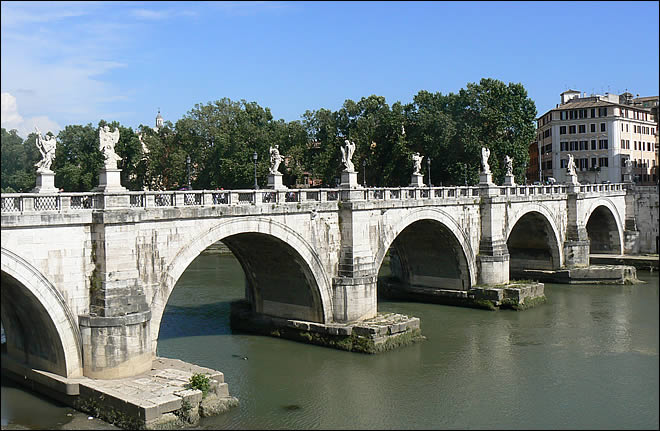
[0,183,631,214]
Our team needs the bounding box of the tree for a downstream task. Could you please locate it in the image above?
[176,98,295,190]
[1,128,40,192]
[455,78,537,185]
[52,123,103,191]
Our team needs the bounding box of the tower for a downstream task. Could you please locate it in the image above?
[155,108,163,130]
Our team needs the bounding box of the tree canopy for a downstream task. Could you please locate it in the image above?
[1,78,537,192]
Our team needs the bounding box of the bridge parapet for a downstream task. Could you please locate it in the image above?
[3,184,587,215]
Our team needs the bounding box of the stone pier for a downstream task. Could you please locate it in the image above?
[1,355,238,430]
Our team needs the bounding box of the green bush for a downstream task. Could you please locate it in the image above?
[189,373,211,397]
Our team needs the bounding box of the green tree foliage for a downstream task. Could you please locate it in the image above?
[138,121,186,190]
[404,79,536,185]
[1,128,40,192]
[176,98,302,189]
[1,78,537,193]
[52,123,103,191]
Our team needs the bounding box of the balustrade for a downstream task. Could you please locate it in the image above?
[1,183,630,215]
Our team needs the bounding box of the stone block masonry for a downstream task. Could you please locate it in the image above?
[1,355,239,430]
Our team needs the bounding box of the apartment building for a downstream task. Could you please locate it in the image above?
[530,90,658,185]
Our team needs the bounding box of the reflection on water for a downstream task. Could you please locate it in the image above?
[2,253,658,430]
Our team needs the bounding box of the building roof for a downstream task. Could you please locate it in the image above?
[538,96,654,119]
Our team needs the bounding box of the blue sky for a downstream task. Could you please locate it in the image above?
[2,1,658,138]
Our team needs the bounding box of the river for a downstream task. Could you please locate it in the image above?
[2,252,659,429]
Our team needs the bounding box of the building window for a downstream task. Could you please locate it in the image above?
[598,157,608,167]
[560,142,566,151]
[579,124,586,133]
[634,141,637,150]
[590,124,596,132]
[626,123,629,132]
[560,126,567,135]
[591,139,596,150]
[591,157,597,168]
[543,129,551,138]
[569,125,576,134]
[560,159,567,168]
[600,123,606,132]
[598,139,608,150]
[599,107,608,117]
[591,108,596,118]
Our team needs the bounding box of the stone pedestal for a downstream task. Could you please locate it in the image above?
[479,172,494,185]
[503,174,516,186]
[95,168,126,192]
[623,173,632,183]
[340,170,359,189]
[32,170,59,193]
[267,172,287,190]
[566,173,579,186]
[409,173,425,187]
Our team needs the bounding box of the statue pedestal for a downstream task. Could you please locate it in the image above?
[267,173,287,190]
[503,174,516,186]
[409,174,425,187]
[95,168,127,192]
[566,173,579,186]
[340,171,359,189]
[479,172,494,185]
[32,170,59,193]
[623,173,632,183]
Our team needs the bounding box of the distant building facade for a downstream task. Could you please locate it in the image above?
[529,90,658,185]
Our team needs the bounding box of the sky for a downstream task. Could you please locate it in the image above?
[1,1,659,138]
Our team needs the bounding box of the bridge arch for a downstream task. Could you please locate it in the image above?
[375,208,476,290]
[150,217,333,351]
[0,248,83,378]
[583,198,624,254]
[506,204,563,271]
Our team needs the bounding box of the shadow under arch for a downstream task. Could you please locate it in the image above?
[0,248,83,378]
[584,200,624,254]
[149,217,333,352]
[375,208,476,292]
[506,208,562,273]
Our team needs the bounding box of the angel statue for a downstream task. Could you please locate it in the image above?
[340,139,356,172]
[481,147,491,174]
[269,144,283,174]
[624,158,632,175]
[566,153,577,176]
[504,155,513,176]
[99,125,121,169]
[34,126,57,172]
[412,152,424,175]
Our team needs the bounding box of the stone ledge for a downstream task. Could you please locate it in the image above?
[79,310,151,327]
[230,300,424,354]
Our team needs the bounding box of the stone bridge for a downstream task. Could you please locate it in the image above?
[0,181,641,381]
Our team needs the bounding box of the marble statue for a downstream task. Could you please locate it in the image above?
[566,153,577,176]
[341,139,356,172]
[624,158,632,175]
[34,126,57,172]
[504,155,513,177]
[269,144,283,174]
[99,125,121,169]
[481,147,491,174]
[412,152,424,175]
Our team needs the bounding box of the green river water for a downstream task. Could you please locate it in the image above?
[2,252,658,429]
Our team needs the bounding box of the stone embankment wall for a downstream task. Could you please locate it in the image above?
[633,186,659,254]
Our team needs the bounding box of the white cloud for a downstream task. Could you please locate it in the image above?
[1,92,60,139]
[1,93,23,128]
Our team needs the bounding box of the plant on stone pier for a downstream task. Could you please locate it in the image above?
[189,373,211,397]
